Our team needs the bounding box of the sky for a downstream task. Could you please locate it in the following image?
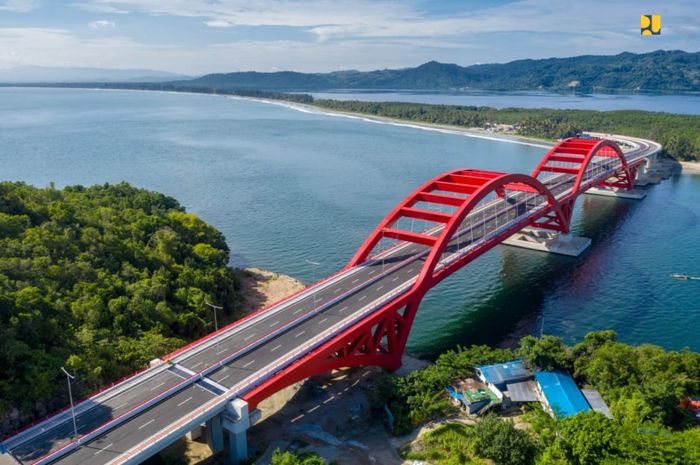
[0,0,698,75]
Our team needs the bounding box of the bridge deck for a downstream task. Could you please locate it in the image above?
[2,135,660,465]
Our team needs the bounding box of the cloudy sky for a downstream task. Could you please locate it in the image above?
[1,0,698,74]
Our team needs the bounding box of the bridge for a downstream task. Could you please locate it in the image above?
[1,135,661,465]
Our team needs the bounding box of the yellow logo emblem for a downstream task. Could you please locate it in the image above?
[641,15,661,35]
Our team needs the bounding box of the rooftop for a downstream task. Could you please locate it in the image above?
[535,371,590,418]
[475,360,531,386]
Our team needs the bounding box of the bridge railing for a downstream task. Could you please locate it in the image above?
[108,276,419,465]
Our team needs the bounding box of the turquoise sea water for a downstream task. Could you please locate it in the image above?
[1,87,698,356]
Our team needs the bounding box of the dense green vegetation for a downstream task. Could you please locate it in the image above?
[270,449,327,465]
[313,99,700,161]
[0,182,240,432]
[164,50,700,93]
[367,331,699,464]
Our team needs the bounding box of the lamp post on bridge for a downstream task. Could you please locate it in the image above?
[305,259,321,309]
[60,367,79,441]
[205,301,224,332]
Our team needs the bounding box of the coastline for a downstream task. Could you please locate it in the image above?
[680,160,700,175]
[230,95,556,150]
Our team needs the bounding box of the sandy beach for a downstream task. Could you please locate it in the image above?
[680,161,700,175]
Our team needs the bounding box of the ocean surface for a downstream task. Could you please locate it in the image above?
[310,90,700,115]
[1,87,698,356]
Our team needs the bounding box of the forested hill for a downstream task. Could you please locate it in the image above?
[0,182,240,433]
[178,50,700,93]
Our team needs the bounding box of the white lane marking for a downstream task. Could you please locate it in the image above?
[406,268,414,274]
[318,317,328,324]
[392,277,399,282]
[114,402,127,410]
[293,308,304,315]
[269,320,280,327]
[138,419,155,430]
[368,270,375,275]
[362,370,371,377]
[295,330,306,338]
[352,379,360,386]
[216,347,228,354]
[270,344,282,352]
[177,396,193,407]
[191,362,203,369]
[351,278,359,284]
[291,414,304,423]
[308,405,320,413]
[242,359,255,368]
[94,443,113,455]
[376,285,384,291]
[218,374,230,383]
[323,395,335,404]
[150,382,165,391]
[339,306,348,312]
[244,333,255,341]
[359,295,367,301]
[334,288,342,293]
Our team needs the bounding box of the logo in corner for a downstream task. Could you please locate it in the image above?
[641,15,661,35]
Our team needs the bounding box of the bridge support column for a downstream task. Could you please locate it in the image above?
[222,399,250,465]
[503,228,591,257]
[206,415,224,454]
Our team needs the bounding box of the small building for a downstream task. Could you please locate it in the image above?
[447,378,500,414]
[582,389,613,419]
[534,371,591,418]
[475,360,532,391]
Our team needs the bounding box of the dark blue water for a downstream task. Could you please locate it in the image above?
[310,90,700,115]
[1,88,698,355]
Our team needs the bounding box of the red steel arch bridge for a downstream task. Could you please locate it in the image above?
[1,135,660,465]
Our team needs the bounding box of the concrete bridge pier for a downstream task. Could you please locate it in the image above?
[222,399,250,465]
[205,415,224,454]
[503,228,591,257]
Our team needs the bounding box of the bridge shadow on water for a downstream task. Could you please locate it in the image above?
[407,193,639,359]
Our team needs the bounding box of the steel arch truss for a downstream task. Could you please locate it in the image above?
[243,138,633,410]
[530,138,638,232]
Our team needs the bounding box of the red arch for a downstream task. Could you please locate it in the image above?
[530,137,636,232]
[243,138,635,410]
[244,170,566,410]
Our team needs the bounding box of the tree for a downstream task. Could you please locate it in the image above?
[518,335,570,372]
[559,412,618,465]
[470,414,537,465]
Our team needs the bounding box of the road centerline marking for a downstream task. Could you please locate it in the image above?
[138,419,155,430]
[94,443,113,455]
[176,397,193,407]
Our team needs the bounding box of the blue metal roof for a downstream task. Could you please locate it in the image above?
[475,360,531,385]
[535,371,590,418]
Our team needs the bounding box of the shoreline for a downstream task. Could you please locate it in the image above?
[680,160,700,174]
[228,95,556,149]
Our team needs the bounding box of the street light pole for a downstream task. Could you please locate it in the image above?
[61,367,78,440]
[205,301,223,332]
[305,259,320,309]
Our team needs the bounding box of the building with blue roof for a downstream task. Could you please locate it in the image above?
[534,371,591,418]
[475,360,532,390]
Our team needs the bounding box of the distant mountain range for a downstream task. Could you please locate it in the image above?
[0,66,190,83]
[177,50,700,93]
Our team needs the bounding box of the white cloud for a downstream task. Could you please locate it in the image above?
[204,20,234,28]
[1,1,698,73]
[0,0,40,12]
[89,20,116,29]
